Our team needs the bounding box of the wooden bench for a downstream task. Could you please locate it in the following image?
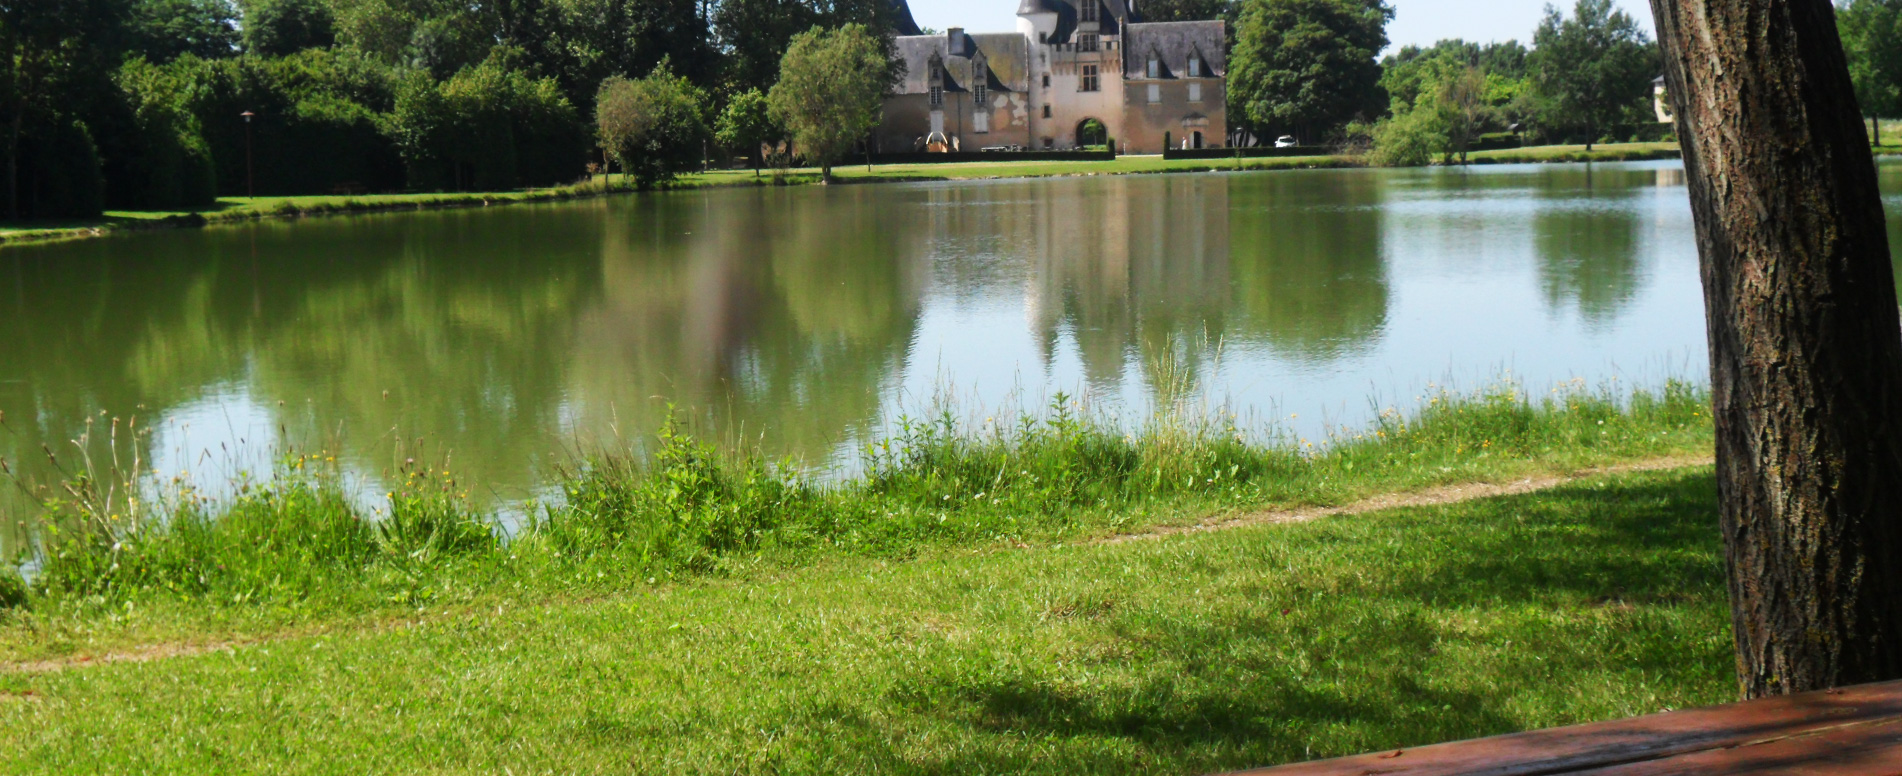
[1220,680,1902,775]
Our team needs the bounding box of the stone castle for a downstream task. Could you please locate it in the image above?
[877,0,1227,154]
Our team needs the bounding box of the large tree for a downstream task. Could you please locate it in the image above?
[1837,0,1902,144]
[1227,0,1392,143]
[126,0,241,62]
[1531,0,1655,150]
[241,0,336,56]
[1652,0,1902,696]
[766,23,886,181]
[1,0,127,220]
[1137,0,1236,22]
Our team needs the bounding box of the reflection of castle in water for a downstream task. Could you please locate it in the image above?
[1007,173,1392,391]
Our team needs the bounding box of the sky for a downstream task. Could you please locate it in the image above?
[901,0,1659,52]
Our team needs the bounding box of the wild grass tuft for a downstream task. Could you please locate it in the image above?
[3,379,1713,616]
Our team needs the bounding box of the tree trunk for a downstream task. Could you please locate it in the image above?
[1652,0,1902,697]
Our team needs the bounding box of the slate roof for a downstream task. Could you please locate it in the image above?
[893,32,1032,94]
[1123,21,1226,79]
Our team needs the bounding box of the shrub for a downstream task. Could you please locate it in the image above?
[1370,107,1443,167]
[595,63,711,187]
[188,50,405,196]
[115,58,219,209]
[390,56,587,191]
[11,119,106,219]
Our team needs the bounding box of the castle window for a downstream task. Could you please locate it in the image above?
[1147,58,1159,78]
[1043,104,1052,118]
[1042,73,1051,88]
[974,111,990,133]
[1078,34,1098,52]
[1147,84,1160,103]
[1188,82,1202,102]
[1080,1,1097,22]
[1079,64,1099,92]
[929,86,943,107]
[975,83,988,105]
[1188,55,1201,77]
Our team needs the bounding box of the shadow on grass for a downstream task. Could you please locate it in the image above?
[886,470,1728,774]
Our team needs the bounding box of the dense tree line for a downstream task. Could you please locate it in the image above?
[17,0,1893,218]
[0,0,902,219]
[1218,0,1663,161]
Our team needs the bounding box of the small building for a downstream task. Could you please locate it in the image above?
[1653,76,1673,123]
[877,0,1227,154]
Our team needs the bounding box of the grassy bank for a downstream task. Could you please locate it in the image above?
[1467,142,1682,164]
[0,143,1693,249]
[1,381,1712,658]
[0,462,1729,773]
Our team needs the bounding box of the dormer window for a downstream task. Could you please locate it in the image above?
[1078,33,1098,52]
[974,83,988,105]
[1080,1,1097,22]
[929,86,943,107]
[1147,57,1159,78]
[1188,55,1202,77]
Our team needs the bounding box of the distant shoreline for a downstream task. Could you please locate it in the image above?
[0,142,1689,251]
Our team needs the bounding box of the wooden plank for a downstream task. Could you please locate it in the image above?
[1217,680,1902,776]
[1573,717,1902,775]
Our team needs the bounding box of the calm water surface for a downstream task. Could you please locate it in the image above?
[7,160,1902,535]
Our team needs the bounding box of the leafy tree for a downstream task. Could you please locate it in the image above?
[1368,102,1440,165]
[715,0,901,96]
[1379,43,1496,163]
[714,0,821,94]
[241,0,336,56]
[0,0,128,219]
[1529,0,1656,150]
[1837,0,1902,145]
[127,0,241,62]
[715,88,780,175]
[1228,0,1392,143]
[594,62,710,187]
[766,24,887,181]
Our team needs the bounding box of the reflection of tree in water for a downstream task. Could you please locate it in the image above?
[567,187,923,464]
[1227,171,1390,363]
[1534,193,1644,332]
[0,210,605,516]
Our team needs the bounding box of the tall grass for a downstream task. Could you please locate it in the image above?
[2,380,1711,614]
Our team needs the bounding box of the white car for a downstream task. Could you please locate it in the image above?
[1273,135,1298,148]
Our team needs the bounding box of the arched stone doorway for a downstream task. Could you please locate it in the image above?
[1182,114,1209,149]
[1076,118,1108,149]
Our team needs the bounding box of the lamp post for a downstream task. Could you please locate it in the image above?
[240,111,255,199]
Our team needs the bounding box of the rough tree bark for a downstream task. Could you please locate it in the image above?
[1651,0,1902,697]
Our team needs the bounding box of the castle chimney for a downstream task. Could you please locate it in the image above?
[948,27,965,55]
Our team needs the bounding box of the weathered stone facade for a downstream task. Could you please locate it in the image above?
[879,0,1225,155]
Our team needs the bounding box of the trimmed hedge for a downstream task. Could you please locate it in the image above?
[1162,146,1332,160]
[867,150,1116,165]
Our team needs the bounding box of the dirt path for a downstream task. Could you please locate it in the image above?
[4,454,1714,675]
[1096,453,1714,545]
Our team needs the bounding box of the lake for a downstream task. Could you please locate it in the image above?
[6,159,1901,539]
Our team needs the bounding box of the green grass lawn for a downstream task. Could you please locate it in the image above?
[0,465,1731,774]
